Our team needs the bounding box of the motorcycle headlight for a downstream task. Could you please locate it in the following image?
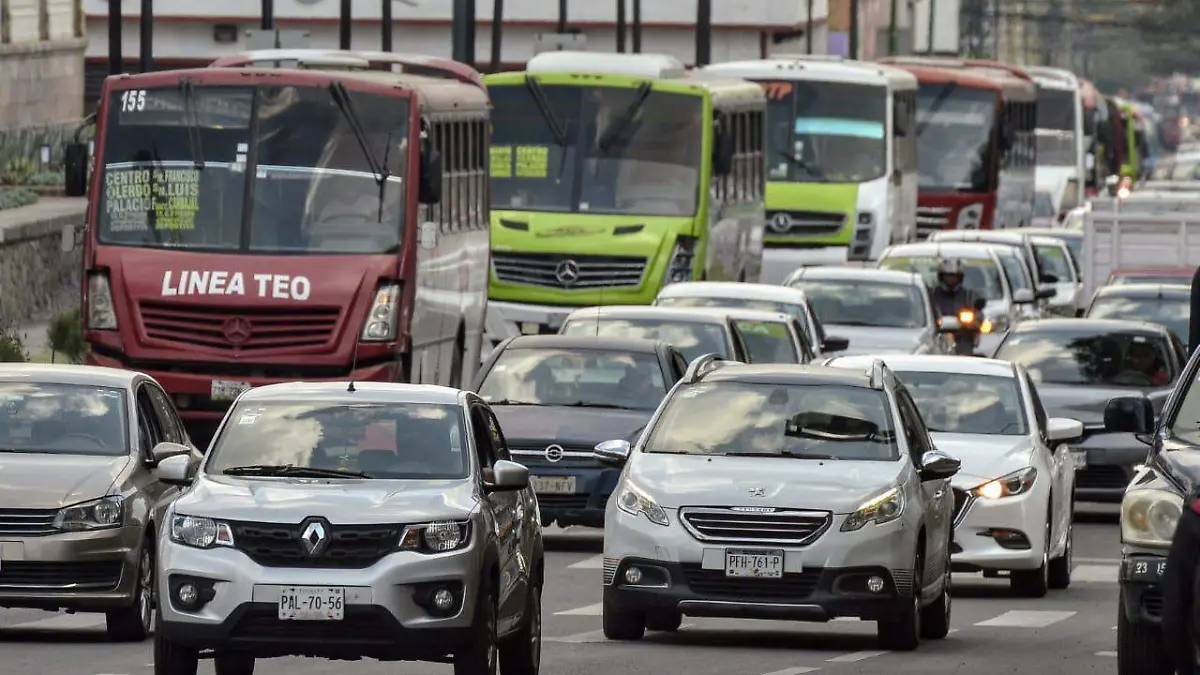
[973,467,1037,500]
[1121,488,1183,548]
[399,521,471,553]
[169,514,236,549]
[53,496,124,531]
[616,484,669,526]
[841,487,904,532]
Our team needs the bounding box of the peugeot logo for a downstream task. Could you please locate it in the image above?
[554,259,581,286]
[222,316,252,345]
[769,212,793,234]
[299,518,330,557]
[544,444,565,462]
[746,486,766,497]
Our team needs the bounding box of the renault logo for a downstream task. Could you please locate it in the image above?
[554,259,581,286]
[769,213,793,234]
[299,518,330,556]
[544,444,565,462]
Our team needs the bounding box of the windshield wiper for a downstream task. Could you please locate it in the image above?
[565,402,639,410]
[178,78,205,171]
[524,77,570,181]
[729,451,839,460]
[777,149,827,180]
[328,82,390,221]
[597,82,652,152]
[485,399,541,406]
[222,464,371,479]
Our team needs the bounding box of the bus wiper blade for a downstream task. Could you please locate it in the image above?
[178,78,206,170]
[222,464,372,479]
[328,83,390,208]
[598,82,652,152]
[777,150,827,180]
[524,77,567,147]
[915,81,958,137]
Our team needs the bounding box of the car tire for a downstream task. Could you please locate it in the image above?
[499,583,542,675]
[153,614,198,675]
[645,611,683,632]
[920,547,952,640]
[1011,527,1050,598]
[601,591,646,641]
[213,655,255,675]
[1048,520,1073,590]
[454,579,499,675]
[877,554,921,651]
[107,541,155,642]
[1117,601,1173,675]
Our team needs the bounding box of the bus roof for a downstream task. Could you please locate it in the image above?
[704,56,917,90]
[874,62,1001,91]
[208,49,485,89]
[1023,66,1080,89]
[1031,74,1076,92]
[878,56,1034,101]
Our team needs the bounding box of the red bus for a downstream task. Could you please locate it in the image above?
[209,49,487,90]
[62,65,491,440]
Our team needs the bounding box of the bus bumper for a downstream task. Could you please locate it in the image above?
[761,247,850,284]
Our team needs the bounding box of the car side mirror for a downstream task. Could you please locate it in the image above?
[937,316,962,333]
[973,297,987,311]
[821,336,850,353]
[483,459,529,492]
[148,441,192,466]
[1036,286,1058,300]
[1012,288,1035,304]
[154,454,193,486]
[63,141,89,197]
[60,224,78,253]
[919,449,961,481]
[418,148,443,205]
[1046,417,1084,443]
[1104,396,1155,435]
[594,439,632,468]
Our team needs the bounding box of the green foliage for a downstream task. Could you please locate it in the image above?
[27,171,64,187]
[0,119,93,181]
[0,188,38,211]
[0,156,36,186]
[47,309,86,364]
[0,326,27,363]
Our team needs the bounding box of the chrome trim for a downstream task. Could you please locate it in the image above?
[511,449,595,458]
[678,599,824,610]
[679,506,831,546]
[952,491,976,527]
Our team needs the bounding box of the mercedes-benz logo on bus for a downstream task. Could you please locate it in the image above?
[222,317,252,344]
[769,213,793,234]
[544,444,565,462]
[554,260,581,286]
[299,518,330,557]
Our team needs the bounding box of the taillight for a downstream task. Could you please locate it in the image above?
[87,272,118,330]
[360,283,400,341]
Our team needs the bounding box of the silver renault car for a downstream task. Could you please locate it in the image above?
[152,382,544,675]
[597,356,961,651]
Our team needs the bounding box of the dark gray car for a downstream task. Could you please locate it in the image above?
[1085,283,1191,344]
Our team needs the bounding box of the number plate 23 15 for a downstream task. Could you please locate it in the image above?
[1129,560,1166,581]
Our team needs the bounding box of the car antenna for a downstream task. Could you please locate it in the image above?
[594,281,604,336]
[347,332,361,392]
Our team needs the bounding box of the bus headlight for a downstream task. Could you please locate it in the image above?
[1121,488,1183,548]
[663,236,696,285]
[361,283,400,341]
[87,272,118,330]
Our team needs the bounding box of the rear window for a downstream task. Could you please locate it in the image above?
[995,330,1174,388]
[1086,296,1189,343]
[478,348,665,411]
[733,320,801,363]
[561,318,728,361]
[879,255,1005,300]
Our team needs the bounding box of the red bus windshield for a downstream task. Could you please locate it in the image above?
[916,83,998,193]
[97,83,409,255]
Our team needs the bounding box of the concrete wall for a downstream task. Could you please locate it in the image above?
[0,0,86,128]
[0,199,85,328]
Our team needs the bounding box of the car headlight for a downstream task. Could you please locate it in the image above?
[1121,488,1183,548]
[616,484,669,526]
[53,496,124,531]
[973,467,1037,500]
[170,514,235,549]
[399,521,470,553]
[841,487,904,532]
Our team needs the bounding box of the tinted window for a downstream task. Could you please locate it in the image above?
[879,255,1005,300]
[791,279,926,328]
[992,248,1030,291]
[760,80,887,183]
[654,296,815,349]
[895,371,1028,436]
[1086,296,1189,343]
[916,84,998,192]
[561,318,727,361]
[995,330,1175,388]
[0,383,128,456]
[207,402,468,478]
[478,348,666,411]
[644,383,897,460]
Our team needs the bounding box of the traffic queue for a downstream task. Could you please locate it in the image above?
[0,47,1192,675]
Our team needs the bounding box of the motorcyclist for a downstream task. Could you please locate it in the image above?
[931,257,985,356]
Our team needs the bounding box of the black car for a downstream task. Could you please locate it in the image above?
[1085,283,1191,344]
[993,318,1187,502]
[472,335,687,528]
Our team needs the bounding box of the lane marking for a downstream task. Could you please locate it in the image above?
[1071,564,1117,583]
[546,629,607,643]
[3,613,104,630]
[1096,651,1118,657]
[1076,557,1122,564]
[568,555,605,570]
[555,603,603,616]
[760,668,821,675]
[974,610,1076,628]
[826,650,887,662]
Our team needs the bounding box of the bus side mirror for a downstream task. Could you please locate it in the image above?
[64,142,89,198]
[713,119,734,176]
[418,148,442,205]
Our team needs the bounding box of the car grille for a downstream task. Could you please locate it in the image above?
[1142,587,1163,617]
[916,206,951,237]
[1076,465,1131,490]
[679,564,821,600]
[139,301,341,352]
[230,521,400,569]
[765,210,846,236]
[535,495,591,510]
[0,561,123,590]
[229,607,395,642]
[491,252,647,289]
[0,508,58,537]
[509,446,602,469]
[679,507,830,545]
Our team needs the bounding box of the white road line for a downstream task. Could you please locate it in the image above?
[1076,557,1122,564]
[1071,564,1117,583]
[826,650,888,662]
[1096,651,1118,657]
[759,668,821,675]
[974,610,1077,628]
[568,555,605,570]
[545,629,607,643]
[3,613,105,630]
[555,603,603,616]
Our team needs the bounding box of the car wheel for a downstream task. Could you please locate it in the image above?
[877,552,921,651]
[601,590,646,641]
[645,610,683,632]
[1011,525,1050,598]
[1048,519,1073,590]
[499,583,542,675]
[153,613,198,675]
[454,580,499,675]
[920,547,952,639]
[213,655,255,675]
[107,541,155,642]
[1117,600,1173,675]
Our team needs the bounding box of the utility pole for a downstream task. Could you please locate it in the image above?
[806,0,814,53]
[107,0,121,74]
[557,0,567,33]
[928,0,936,53]
[382,0,392,51]
[261,0,273,29]
[696,0,711,66]
[849,0,859,58]
[992,0,1000,59]
[138,0,152,72]
[452,0,476,64]
[631,0,641,52]
[339,0,351,49]
[616,0,626,52]
[888,0,897,54]
[490,0,504,70]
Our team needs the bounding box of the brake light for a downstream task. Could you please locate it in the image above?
[87,272,118,330]
[361,283,400,341]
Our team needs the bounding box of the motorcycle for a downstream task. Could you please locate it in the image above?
[937,297,989,356]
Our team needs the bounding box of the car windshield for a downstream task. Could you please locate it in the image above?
[206,402,469,479]
[733,320,801,363]
[478,348,666,411]
[879,255,1005,300]
[897,371,1028,435]
[561,318,727,361]
[1035,243,1075,282]
[644,382,896,460]
[760,80,887,183]
[0,383,128,456]
[98,84,408,254]
[1056,235,1083,265]
[1087,297,1190,342]
[791,279,926,328]
[994,330,1175,388]
[916,84,998,192]
[488,82,702,216]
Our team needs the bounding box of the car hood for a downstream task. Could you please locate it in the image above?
[0,454,128,509]
[929,433,1034,488]
[175,475,479,523]
[1036,384,1159,426]
[630,453,903,513]
[493,405,654,447]
[823,325,928,355]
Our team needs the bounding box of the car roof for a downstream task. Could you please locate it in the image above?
[656,281,808,303]
[828,354,1016,378]
[0,363,140,387]
[689,307,795,322]
[240,381,464,405]
[1010,318,1165,334]
[883,242,999,259]
[564,305,730,323]
[930,230,1029,244]
[1019,227,1082,240]
[703,363,877,388]
[1027,235,1069,247]
[1093,283,1190,299]
[1111,267,1194,276]
[786,266,924,285]
[500,335,667,354]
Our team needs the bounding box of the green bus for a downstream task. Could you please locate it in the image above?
[483,51,767,351]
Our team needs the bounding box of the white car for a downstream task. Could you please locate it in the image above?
[826,354,1084,597]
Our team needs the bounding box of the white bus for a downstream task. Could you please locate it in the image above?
[704,56,918,282]
[1027,67,1086,220]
